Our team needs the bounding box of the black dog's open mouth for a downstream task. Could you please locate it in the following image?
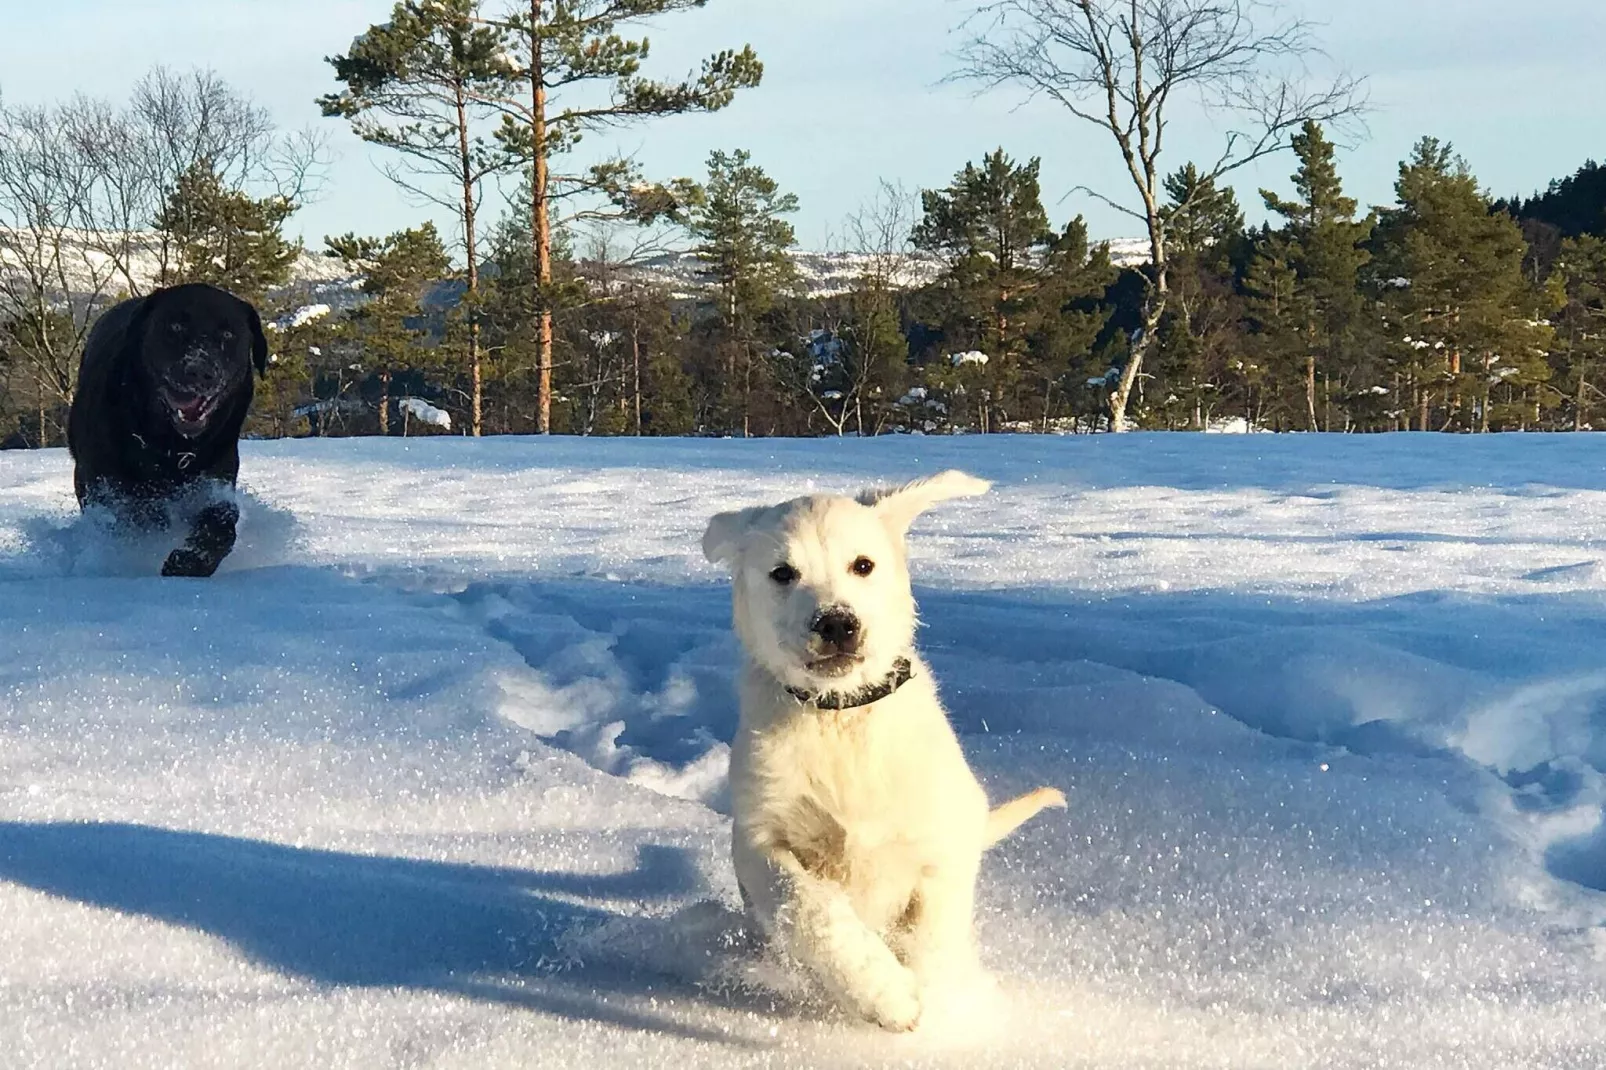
[806,653,864,677]
[161,387,221,436]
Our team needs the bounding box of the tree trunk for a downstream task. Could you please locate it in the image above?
[1577,368,1588,432]
[1417,383,1429,432]
[530,8,554,434]
[1305,355,1318,431]
[631,322,642,436]
[378,370,390,436]
[455,83,483,438]
[1110,238,1166,433]
[1448,349,1462,431]
[742,346,752,438]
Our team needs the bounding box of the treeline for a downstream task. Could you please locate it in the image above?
[2,2,1604,442]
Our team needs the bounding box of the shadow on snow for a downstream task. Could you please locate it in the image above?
[0,821,780,1046]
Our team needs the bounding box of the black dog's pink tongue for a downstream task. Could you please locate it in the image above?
[179,397,207,421]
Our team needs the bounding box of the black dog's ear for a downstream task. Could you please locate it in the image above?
[245,302,269,377]
[122,292,156,354]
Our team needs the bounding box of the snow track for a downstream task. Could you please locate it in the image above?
[3,434,1606,1067]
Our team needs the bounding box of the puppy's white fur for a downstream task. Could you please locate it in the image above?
[703,471,1064,1031]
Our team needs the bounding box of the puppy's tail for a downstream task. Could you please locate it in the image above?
[984,787,1066,848]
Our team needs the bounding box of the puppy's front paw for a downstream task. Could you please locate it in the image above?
[864,968,922,1032]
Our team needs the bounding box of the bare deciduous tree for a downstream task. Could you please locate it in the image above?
[0,98,123,442]
[847,180,921,295]
[0,70,325,444]
[836,180,921,434]
[956,0,1364,430]
[77,68,323,291]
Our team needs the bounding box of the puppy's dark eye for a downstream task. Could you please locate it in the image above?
[168,321,185,334]
[850,557,875,577]
[769,564,798,586]
[220,329,234,342]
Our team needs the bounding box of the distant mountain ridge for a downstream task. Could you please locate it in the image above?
[1,227,1151,313]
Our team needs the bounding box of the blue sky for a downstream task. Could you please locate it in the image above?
[2,0,1602,253]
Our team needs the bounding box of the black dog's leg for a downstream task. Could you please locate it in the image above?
[162,499,239,578]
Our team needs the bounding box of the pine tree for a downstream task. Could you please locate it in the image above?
[1371,138,1553,431]
[840,286,911,435]
[480,1,764,433]
[641,344,696,435]
[1151,165,1246,428]
[321,0,520,437]
[247,313,339,439]
[154,160,301,303]
[1552,235,1606,429]
[913,150,1055,431]
[1241,233,1304,427]
[326,224,453,434]
[1022,218,1116,429]
[1503,160,1606,240]
[685,149,798,436]
[1163,164,1246,260]
[1258,121,1371,430]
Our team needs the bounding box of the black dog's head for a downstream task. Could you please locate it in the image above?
[130,284,268,439]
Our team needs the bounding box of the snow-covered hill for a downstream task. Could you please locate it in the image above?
[0,227,357,304]
[3,433,1603,1068]
[2,228,1151,315]
[613,238,1149,301]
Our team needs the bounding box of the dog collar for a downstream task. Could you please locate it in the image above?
[129,432,198,471]
[785,657,915,710]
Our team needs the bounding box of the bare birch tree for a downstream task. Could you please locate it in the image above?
[1,70,323,444]
[0,99,124,443]
[956,0,1363,430]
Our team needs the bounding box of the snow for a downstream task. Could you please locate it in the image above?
[3,433,1606,1067]
[948,350,989,367]
[398,397,453,431]
[0,227,353,304]
[612,239,1146,302]
[4,227,1148,315]
[270,304,333,332]
[1202,416,1262,434]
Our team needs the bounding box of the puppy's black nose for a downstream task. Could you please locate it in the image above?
[811,609,861,653]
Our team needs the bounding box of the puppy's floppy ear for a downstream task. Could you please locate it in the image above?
[244,301,269,377]
[859,469,991,538]
[702,506,767,567]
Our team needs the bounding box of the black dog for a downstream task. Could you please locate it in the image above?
[68,283,268,577]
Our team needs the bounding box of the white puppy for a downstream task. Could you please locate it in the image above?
[702,470,1064,1031]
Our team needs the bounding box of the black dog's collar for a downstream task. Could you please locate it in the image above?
[129,432,198,471]
[785,657,915,710]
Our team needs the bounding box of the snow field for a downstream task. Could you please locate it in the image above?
[2,433,1606,1067]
